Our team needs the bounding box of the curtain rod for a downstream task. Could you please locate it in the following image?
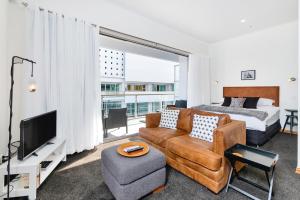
[15,0,97,27]
[15,0,190,56]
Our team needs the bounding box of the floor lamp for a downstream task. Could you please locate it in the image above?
[6,56,37,199]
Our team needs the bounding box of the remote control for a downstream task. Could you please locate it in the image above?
[124,146,144,153]
[40,161,52,169]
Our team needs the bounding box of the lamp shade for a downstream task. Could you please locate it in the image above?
[28,78,37,92]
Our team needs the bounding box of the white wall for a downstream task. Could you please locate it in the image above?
[0,2,27,156]
[125,53,176,83]
[178,56,188,100]
[209,21,298,126]
[27,0,208,55]
[187,54,210,107]
[0,0,9,156]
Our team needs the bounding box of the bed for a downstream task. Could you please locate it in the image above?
[198,86,281,146]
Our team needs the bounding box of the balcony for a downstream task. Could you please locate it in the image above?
[101,93,175,142]
[103,116,145,143]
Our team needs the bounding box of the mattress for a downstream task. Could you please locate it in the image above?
[209,105,280,131]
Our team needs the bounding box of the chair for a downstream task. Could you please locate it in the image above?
[167,100,187,109]
[104,108,128,138]
[175,100,187,108]
[282,109,298,135]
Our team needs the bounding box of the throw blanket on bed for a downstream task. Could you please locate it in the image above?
[193,105,268,121]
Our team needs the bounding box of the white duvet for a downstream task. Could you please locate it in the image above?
[210,105,280,131]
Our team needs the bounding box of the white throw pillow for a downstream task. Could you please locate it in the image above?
[190,114,219,142]
[230,97,246,108]
[257,98,274,106]
[159,109,180,129]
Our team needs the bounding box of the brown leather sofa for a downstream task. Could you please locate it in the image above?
[139,108,246,194]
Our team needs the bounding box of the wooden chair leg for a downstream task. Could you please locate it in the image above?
[290,117,294,135]
[153,185,165,193]
[282,116,289,133]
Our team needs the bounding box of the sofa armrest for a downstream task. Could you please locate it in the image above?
[213,120,246,156]
[146,113,161,128]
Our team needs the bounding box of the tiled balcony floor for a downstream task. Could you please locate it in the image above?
[103,116,145,143]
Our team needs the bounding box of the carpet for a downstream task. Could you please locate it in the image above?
[36,133,300,200]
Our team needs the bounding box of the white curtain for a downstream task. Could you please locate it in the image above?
[24,7,102,154]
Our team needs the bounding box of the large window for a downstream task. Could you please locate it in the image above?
[99,44,188,139]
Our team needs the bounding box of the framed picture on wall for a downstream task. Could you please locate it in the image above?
[241,70,256,80]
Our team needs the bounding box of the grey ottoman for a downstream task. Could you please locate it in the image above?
[101,144,166,200]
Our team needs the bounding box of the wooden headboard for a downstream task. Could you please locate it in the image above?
[223,86,280,107]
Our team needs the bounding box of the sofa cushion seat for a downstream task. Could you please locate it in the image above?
[139,127,187,148]
[166,135,222,171]
[166,150,226,182]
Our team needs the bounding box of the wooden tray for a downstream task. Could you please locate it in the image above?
[117,142,149,157]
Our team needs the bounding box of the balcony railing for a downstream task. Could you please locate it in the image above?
[101,92,175,117]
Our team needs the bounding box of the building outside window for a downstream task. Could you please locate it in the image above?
[126,103,135,117]
[101,83,121,93]
[137,102,149,116]
[127,84,146,91]
[101,84,105,91]
[99,47,185,138]
[102,101,122,115]
[152,84,174,92]
[152,102,161,112]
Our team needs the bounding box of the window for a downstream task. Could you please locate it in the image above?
[152,84,174,92]
[101,84,105,91]
[126,103,135,117]
[102,101,122,115]
[137,102,148,116]
[152,102,161,112]
[101,83,121,92]
[105,84,111,92]
[127,84,146,91]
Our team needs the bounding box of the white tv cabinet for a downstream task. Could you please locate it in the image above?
[0,138,66,200]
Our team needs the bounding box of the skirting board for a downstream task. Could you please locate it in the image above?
[280,129,298,135]
[295,168,300,174]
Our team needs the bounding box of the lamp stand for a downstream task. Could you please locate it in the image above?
[6,56,36,199]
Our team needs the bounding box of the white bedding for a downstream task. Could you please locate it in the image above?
[210,105,280,131]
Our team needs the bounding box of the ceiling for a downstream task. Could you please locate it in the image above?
[109,0,298,43]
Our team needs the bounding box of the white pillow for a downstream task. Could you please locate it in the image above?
[159,109,180,129]
[257,98,274,106]
[189,114,219,143]
[230,98,246,108]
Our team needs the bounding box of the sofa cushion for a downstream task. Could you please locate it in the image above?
[190,115,218,142]
[166,135,222,171]
[166,150,226,182]
[191,109,231,127]
[139,127,187,148]
[159,109,180,129]
[176,108,192,132]
[145,113,161,128]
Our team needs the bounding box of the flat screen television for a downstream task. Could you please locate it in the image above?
[18,110,57,160]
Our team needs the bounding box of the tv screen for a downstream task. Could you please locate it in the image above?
[18,110,57,160]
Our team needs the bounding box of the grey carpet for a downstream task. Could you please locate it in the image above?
[37,133,300,200]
